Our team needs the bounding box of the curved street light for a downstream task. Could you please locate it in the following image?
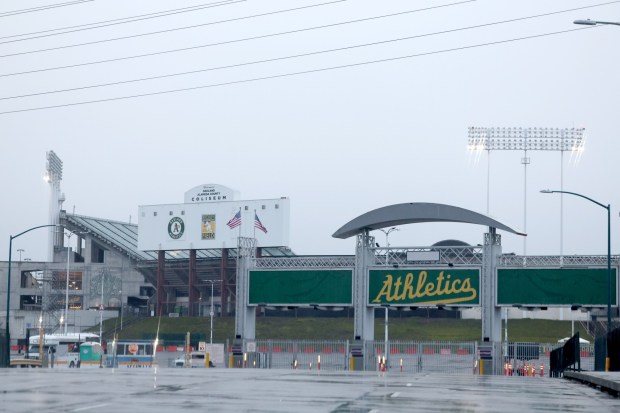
[540,189,613,334]
[4,224,60,367]
[574,19,620,26]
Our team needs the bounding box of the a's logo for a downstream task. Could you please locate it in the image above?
[168,217,185,239]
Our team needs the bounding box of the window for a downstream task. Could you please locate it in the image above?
[169,211,173,216]
[153,212,157,216]
[262,205,266,210]
[275,204,279,209]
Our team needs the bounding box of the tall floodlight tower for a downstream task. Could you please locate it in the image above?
[467,127,585,257]
[45,151,63,262]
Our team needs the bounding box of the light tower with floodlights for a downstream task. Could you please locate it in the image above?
[45,151,63,262]
[467,127,585,257]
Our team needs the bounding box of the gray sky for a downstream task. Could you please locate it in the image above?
[1,0,619,261]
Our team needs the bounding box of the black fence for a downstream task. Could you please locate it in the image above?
[607,327,620,371]
[549,332,581,377]
[595,335,607,371]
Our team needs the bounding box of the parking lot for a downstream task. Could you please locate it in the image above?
[2,368,620,412]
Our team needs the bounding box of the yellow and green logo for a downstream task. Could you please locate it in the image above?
[369,269,479,306]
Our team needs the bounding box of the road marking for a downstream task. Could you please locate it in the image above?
[391,392,400,398]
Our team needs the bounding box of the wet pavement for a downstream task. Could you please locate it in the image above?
[1,369,620,412]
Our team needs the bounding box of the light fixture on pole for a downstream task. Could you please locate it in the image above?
[378,227,399,266]
[574,19,620,26]
[541,189,612,336]
[381,304,390,371]
[207,280,216,344]
[4,224,60,368]
[468,127,585,257]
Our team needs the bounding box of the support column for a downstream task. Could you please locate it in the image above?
[188,249,198,316]
[481,227,502,343]
[220,248,229,316]
[234,237,257,340]
[157,250,166,317]
[353,230,375,341]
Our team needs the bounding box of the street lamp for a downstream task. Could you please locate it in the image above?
[206,280,216,344]
[540,189,612,335]
[574,19,620,26]
[379,227,399,266]
[4,224,60,367]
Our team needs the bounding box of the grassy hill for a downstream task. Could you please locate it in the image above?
[99,315,592,344]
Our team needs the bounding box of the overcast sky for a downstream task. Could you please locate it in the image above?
[1,0,619,262]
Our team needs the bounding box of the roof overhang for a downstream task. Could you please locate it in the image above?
[332,202,526,239]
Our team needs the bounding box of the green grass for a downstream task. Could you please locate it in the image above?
[99,315,592,344]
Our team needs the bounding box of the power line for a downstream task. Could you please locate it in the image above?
[0,0,475,76]
[0,3,594,100]
[0,1,93,18]
[0,0,347,57]
[0,0,242,43]
[0,26,597,116]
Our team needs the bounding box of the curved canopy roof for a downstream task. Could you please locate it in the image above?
[332,202,526,239]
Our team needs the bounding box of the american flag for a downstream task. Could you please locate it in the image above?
[254,212,268,233]
[226,210,241,229]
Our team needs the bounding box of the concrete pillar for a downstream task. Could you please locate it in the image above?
[188,249,198,316]
[157,250,165,316]
[353,230,375,341]
[481,228,502,343]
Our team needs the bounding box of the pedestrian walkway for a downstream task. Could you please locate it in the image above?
[565,371,620,396]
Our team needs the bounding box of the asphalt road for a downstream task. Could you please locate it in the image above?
[2,368,620,412]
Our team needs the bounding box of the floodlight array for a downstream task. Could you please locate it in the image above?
[467,127,585,152]
[46,150,63,181]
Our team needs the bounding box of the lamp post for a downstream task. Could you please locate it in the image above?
[540,190,612,335]
[4,224,59,367]
[379,227,399,266]
[574,19,620,26]
[207,280,216,344]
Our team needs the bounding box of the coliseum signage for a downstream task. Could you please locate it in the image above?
[368,269,480,306]
[184,184,236,203]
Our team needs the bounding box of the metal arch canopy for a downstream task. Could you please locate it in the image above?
[332,202,526,239]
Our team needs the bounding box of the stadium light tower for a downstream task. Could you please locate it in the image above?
[467,127,585,257]
[45,151,63,262]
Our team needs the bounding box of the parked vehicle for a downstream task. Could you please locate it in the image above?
[174,351,213,368]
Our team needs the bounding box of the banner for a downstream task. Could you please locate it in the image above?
[368,269,480,306]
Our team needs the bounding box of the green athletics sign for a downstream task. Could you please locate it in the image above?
[249,270,352,305]
[497,268,617,306]
[368,269,480,306]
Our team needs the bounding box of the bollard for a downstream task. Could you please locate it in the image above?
[243,353,247,368]
[318,354,321,371]
[294,359,298,369]
[310,362,312,370]
[206,352,210,368]
[539,364,544,377]
[400,358,403,373]
[473,359,478,375]
[508,363,513,376]
[229,354,233,369]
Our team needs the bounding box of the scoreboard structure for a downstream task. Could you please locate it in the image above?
[138,184,290,251]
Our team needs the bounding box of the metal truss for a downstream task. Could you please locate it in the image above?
[254,256,355,268]
[500,254,620,267]
[371,246,485,266]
